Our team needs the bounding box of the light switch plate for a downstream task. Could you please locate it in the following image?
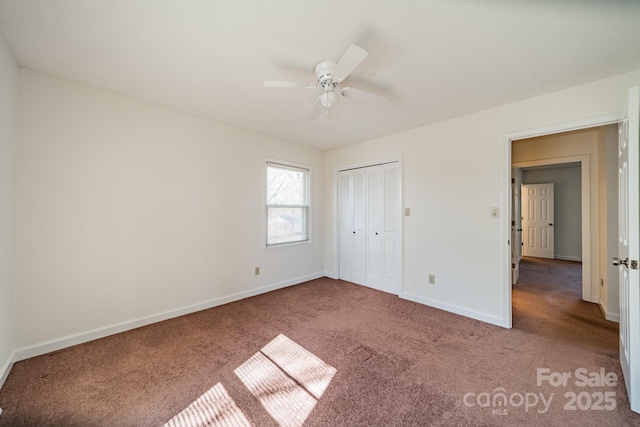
[404,208,410,216]
[490,207,499,218]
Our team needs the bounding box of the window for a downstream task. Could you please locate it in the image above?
[265,161,310,246]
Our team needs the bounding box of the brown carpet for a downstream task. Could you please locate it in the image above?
[513,257,619,357]
[1,259,639,426]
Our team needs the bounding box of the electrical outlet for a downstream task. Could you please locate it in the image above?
[428,274,435,284]
[255,266,260,275]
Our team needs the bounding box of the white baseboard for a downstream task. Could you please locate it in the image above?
[12,272,325,364]
[401,291,508,328]
[555,255,582,262]
[324,271,338,280]
[606,312,620,322]
[599,302,620,323]
[0,353,15,390]
[584,295,599,304]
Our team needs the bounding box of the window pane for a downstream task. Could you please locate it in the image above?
[267,207,308,245]
[267,165,306,205]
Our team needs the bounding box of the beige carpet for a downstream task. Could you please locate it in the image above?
[0,258,638,426]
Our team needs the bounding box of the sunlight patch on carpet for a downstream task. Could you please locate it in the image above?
[163,382,251,427]
[234,334,336,427]
[163,334,335,427]
[261,334,337,399]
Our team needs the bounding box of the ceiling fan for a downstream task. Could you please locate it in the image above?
[264,44,385,121]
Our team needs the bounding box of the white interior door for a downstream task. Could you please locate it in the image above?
[351,169,366,285]
[381,163,401,295]
[522,183,555,259]
[338,172,353,281]
[366,166,382,288]
[617,86,640,414]
[338,167,377,287]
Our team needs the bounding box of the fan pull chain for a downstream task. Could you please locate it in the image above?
[325,90,331,124]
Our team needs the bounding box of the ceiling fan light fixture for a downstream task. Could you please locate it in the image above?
[320,90,339,108]
[264,43,381,121]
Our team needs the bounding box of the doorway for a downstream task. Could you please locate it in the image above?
[512,154,591,300]
[509,129,621,357]
[503,117,624,328]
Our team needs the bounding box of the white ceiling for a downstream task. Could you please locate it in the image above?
[1,1,639,151]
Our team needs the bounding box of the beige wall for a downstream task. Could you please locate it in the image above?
[0,35,18,384]
[15,69,325,352]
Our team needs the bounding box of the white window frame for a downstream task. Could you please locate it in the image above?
[264,158,312,248]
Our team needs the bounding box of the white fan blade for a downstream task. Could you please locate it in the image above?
[307,97,324,121]
[333,44,368,82]
[264,80,317,89]
[341,87,386,102]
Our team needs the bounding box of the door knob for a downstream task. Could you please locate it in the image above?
[549,223,553,226]
[612,257,629,267]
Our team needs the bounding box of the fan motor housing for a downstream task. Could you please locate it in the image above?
[315,60,338,89]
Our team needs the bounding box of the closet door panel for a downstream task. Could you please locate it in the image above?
[366,166,382,288]
[351,169,366,285]
[381,164,401,294]
[383,165,400,232]
[338,172,353,281]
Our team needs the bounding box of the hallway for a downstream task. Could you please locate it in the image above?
[513,257,619,357]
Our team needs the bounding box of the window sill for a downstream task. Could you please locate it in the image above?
[264,240,313,252]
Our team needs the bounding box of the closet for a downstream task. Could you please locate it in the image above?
[338,162,401,295]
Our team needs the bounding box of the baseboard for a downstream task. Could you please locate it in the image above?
[598,302,620,323]
[606,312,620,322]
[401,292,507,328]
[324,271,338,280]
[12,272,325,363]
[584,294,599,304]
[0,352,15,390]
[554,255,582,262]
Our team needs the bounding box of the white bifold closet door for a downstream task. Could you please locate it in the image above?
[338,162,401,295]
